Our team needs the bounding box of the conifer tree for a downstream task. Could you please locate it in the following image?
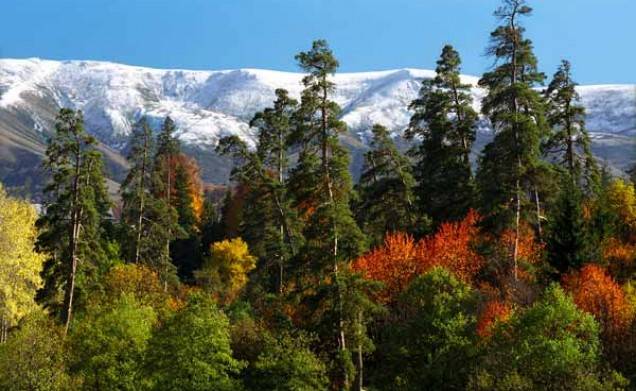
[545,176,592,278]
[544,60,599,191]
[36,108,113,333]
[476,0,548,280]
[289,39,367,389]
[356,124,417,244]
[120,117,155,264]
[217,89,302,294]
[170,160,203,281]
[406,45,478,226]
[150,117,184,282]
[199,196,220,257]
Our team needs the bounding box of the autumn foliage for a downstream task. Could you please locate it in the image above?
[352,210,483,302]
[563,264,633,335]
[476,300,512,338]
[163,153,205,221]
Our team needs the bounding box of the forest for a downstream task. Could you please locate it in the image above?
[1,0,636,390]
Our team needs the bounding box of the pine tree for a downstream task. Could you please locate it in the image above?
[476,0,548,280]
[170,162,201,281]
[150,116,184,283]
[545,175,592,278]
[36,108,113,333]
[406,45,478,226]
[289,39,367,389]
[120,117,155,264]
[217,89,302,294]
[356,124,418,244]
[544,60,599,191]
[199,196,220,258]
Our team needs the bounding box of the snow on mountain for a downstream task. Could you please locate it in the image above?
[0,58,634,151]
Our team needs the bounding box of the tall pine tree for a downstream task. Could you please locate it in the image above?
[217,88,302,294]
[36,108,112,333]
[544,60,599,192]
[120,117,155,264]
[289,39,367,389]
[150,117,184,283]
[356,124,417,244]
[476,0,548,280]
[545,175,592,278]
[406,45,478,226]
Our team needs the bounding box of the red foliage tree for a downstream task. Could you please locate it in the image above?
[476,300,511,338]
[421,210,483,282]
[352,232,423,303]
[352,210,483,303]
[563,264,633,335]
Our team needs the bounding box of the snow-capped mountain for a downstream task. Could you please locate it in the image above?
[0,58,634,191]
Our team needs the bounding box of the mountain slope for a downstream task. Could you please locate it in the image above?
[0,58,634,194]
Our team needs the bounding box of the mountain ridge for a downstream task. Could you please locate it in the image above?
[0,57,634,195]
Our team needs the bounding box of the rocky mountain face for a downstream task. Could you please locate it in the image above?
[0,58,634,196]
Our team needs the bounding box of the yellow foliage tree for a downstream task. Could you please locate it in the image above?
[0,185,46,342]
[607,179,636,236]
[195,238,256,304]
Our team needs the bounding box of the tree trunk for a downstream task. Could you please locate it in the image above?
[511,5,520,283]
[63,140,84,335]
[321,74,348,389]
[356,312,364,391]
[534,187,543,242]
[134,132,149,264]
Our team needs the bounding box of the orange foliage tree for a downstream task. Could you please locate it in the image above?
[563,264,633,335]
[476,300,512,338]
[158,153,205,222]
[352,210,483,303]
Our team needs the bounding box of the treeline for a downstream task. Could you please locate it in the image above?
[2,0,636,390]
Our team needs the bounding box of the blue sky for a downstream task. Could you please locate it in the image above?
[2,0,634,84]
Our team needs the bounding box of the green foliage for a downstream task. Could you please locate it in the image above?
[406,44,478,226]
[468,284,627,390]
[36,108,115,326]
[120,116,157,265]
[148,116,185,283]
[546,176,593,277]
[376,267,479,390]
[289,40,368,389]
[145,293,244,391]
[217,89,303,294]
[544,60,600,192]
[356,124,419,244]
[0,309,75,390]
[70,294,157,390]
[476,0,549,232]
[246,332,328,391]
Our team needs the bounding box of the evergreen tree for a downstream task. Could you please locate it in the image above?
[149,116,184,283]
[356,124,418,244]
[170,162,201,281]
[476,0,548,280]
[217,89,302,294]
[545,176,592,278]
[199,196,220,257]
[289,39,367,389]
[544,60,599,192]
[406,45,478,225]
[36,108,113,333]
[120,117,156,264]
